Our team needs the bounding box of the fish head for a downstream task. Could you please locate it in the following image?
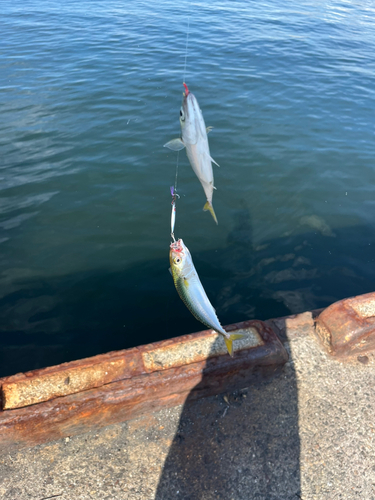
[179,84,191,130]
[180,83,204,145]
[169,238,189,277]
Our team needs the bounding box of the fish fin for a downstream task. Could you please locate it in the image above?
[206,126,213,134]
[224,333,245,357]
[204,151,220,167]
[163,138,185,151]
[168,267,172,275]
[203,201,218,225]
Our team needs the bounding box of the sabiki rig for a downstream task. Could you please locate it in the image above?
[169,238,244,355]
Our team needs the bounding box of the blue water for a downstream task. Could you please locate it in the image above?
[1,0,375,376]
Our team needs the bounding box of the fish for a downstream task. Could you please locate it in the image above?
[164,83,219,224]
[169,238,244,356]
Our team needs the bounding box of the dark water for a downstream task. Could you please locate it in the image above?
[1,0,375,377]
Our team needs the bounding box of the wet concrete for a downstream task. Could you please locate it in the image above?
[1,326,375,500]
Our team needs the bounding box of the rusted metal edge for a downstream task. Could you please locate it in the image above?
[1,320,273,410]
[268,291,375,359]
[0,320,287,453]
[315,292,375,357]
[3,288,374,415]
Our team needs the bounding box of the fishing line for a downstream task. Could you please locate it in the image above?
[182,14,190,85]
[174,11,190,196]
[174,151,180,194]
[171,9,190,241]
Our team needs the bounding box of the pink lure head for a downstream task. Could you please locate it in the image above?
[183,82,189,96]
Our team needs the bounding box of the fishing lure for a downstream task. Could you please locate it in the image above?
[170,186,179,241]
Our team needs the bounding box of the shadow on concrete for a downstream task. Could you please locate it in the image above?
[154,335,300,500]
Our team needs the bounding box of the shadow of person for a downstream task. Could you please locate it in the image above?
[154,335,300,500]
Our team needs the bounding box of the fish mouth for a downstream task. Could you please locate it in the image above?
[170,239,185,265]
[170,238,184,253]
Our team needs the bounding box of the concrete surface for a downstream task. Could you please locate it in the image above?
[1,327,375,500]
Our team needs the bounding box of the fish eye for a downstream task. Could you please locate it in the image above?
[179,108,185,121]
[174,256,182,264]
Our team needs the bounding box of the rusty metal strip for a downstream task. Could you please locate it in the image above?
[315,292,375,357]
[142,326,263,372]
[0,347,143,410]
[0,320,287,453]
[0,320,266,410]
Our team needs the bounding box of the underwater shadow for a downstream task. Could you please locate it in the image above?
[155,334,300,500]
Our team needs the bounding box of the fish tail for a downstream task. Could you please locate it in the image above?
[203,201,218,225]
[224,333,245,357]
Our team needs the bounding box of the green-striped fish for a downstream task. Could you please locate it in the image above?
[169,238,244,356]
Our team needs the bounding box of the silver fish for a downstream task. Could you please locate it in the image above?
[169,238,244,355]
[164,83,219,224]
